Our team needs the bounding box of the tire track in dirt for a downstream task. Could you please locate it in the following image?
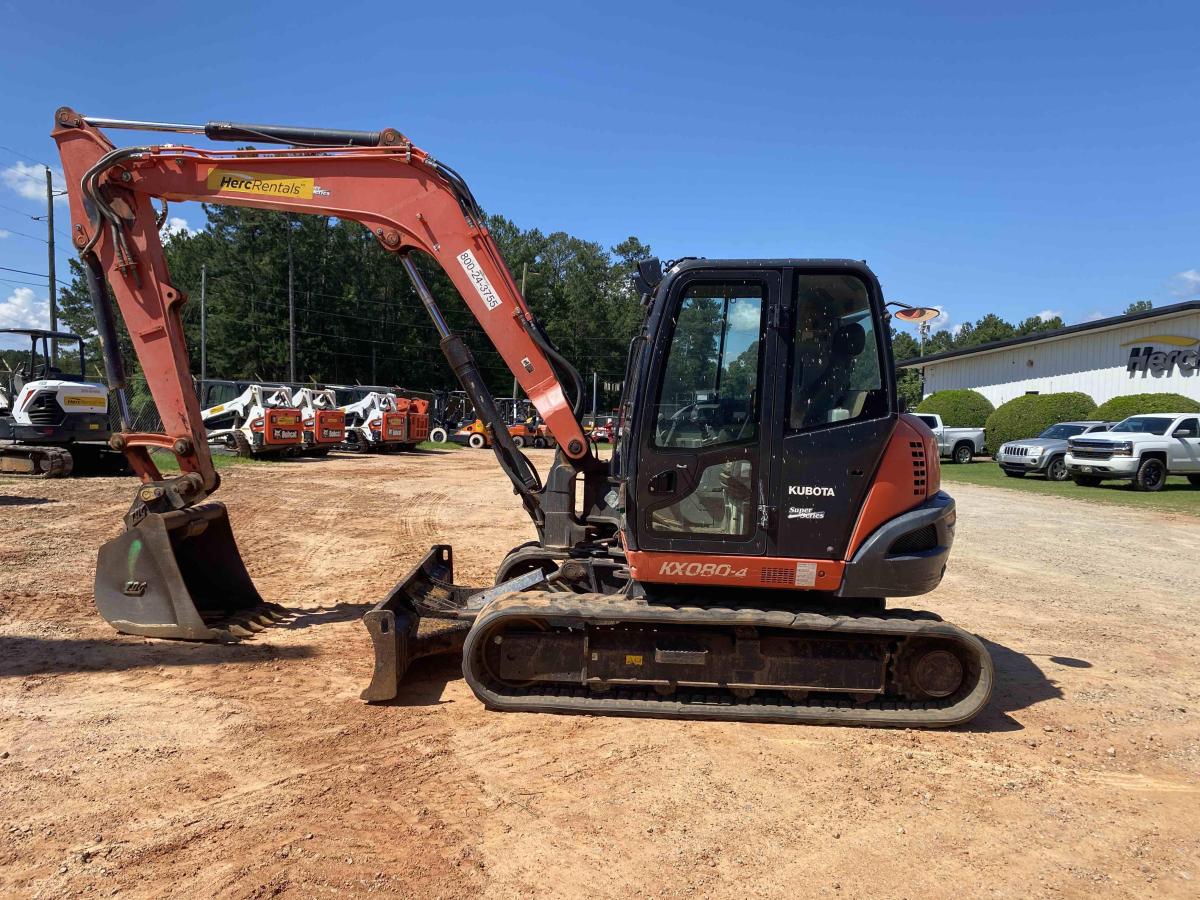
[3,454,1199,898]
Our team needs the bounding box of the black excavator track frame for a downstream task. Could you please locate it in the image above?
[0,444,74,477]
[462,593,993,728]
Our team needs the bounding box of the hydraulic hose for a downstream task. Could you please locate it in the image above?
[82,253,126,391]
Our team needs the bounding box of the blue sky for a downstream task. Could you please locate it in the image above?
[1,1,1198,350]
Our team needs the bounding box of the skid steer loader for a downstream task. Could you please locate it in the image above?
[289,386,346,455]
[54,109,992,727]
[335,386,428,452]
[200,383,304,458]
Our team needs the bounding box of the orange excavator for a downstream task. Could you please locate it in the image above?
[53,109,992,726]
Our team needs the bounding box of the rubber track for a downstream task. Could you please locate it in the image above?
[0,445,73,478]
[463,592,994,728]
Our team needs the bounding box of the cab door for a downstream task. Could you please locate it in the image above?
[1169,417,1200,471]
[632,269,782,555]
[769,265,897,560]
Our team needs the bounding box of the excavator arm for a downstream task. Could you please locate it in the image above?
[52,108,593,517]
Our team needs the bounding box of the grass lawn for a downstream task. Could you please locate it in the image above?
[152,449,270,472]
[941,460,1200,517]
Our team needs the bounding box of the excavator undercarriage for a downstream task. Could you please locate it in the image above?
[362,545,992,727]
[52,109,993,728]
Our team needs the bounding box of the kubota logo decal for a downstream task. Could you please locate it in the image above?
[206,169,315,199]
[788,485,835,497]
[658,561,749,579]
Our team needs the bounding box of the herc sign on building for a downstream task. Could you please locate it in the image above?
[900,301,1200,407]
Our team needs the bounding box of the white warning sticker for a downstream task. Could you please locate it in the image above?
[457,249,502,311]
[794,562,817,587]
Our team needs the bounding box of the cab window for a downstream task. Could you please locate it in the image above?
[789,274,886,430]
[652,281,764,449]
[203,382,237,407]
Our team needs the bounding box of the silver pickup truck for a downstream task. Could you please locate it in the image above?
[914,413,986,464]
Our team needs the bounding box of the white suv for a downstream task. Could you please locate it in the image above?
[1065,414,1200,492]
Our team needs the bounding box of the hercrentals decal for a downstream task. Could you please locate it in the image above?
[63,395,106,408]
[1124,335,1200,377]
[206,169,315,200]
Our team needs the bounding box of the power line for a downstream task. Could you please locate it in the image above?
[0,264,50,278]
[0,225,47,244]
[0,275,48,289]
[0,264,70,287]
[0,144,53,168]
[0,199,39,218]
[203,269,637,347]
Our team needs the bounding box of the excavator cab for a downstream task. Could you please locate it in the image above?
[622,260,899,563]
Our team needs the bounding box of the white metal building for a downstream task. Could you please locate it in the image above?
[899,301,1200,407]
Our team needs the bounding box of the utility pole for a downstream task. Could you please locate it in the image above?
[45,168,57,363]
[199,264,207,384]
[287,222,296,383]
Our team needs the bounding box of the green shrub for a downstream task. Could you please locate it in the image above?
[1094,392,1200,421]
[984,392,1097,454]
[915,389,994,428]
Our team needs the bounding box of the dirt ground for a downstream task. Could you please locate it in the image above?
[1,449,1198,899]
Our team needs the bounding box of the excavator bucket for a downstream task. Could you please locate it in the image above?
[94,502,275,640]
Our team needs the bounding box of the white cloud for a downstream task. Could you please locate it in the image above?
[1086,311,1107,322]
[0,229,9,239]
[1171,269,1200,299]
[161,216,190,239]
[0,288,50,346]
[1037,309,1063,322]
[0,161,67,204]
[951,322,966,338]
[727,299,760,332]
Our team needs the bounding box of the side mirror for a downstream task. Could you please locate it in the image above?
[1175,428,1197,438]
[632,258,663,303]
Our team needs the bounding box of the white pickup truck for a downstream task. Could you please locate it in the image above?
[1065,413,1200,491]
[913,413,986,464]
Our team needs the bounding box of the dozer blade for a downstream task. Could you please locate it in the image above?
[95,501,268,640]
[360,545,547,702]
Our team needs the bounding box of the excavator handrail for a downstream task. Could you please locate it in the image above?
[52,108,593,511]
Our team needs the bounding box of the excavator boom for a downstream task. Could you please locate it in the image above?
[53,108,596,642]
[53,109,591,491]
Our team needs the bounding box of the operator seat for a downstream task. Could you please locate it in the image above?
[795,322,866,427]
